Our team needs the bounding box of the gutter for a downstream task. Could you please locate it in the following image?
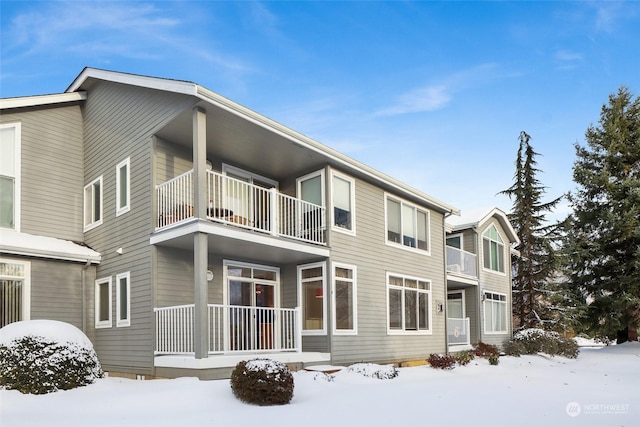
[81,259,91,333]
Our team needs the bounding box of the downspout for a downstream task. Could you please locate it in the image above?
[443,211,452,355]
[81,259,91,333]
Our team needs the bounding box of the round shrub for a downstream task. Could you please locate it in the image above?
[428,353,456,370]
[230,359,294,406]
[504,328,579,358]
[0,320,103,394]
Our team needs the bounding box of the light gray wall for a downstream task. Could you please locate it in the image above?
[326,168,447,365]
[0,104,85,240]
[81,81,197,374]
[476,217,513,347]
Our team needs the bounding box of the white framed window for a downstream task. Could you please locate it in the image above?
[0,258,30,328]
[115,157,130,216]
[332,263,357,335]
[84,176,103,231]
[387,273,431,334]
[0,123,21,231]
[297,169,325,207]
[95,277,112,329]
[116,272,131,327]
[484,291,507,333]
[385,194,430,253]
[446,233,463,249]
[482,224,505,273]
[298,262,326,335]
[331,172,355,234]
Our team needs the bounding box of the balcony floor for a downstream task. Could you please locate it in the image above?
[150,218,329,264]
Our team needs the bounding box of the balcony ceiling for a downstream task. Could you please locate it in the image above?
[156,101,328,182]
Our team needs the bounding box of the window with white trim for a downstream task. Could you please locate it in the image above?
[116,158,130,216]
[333,263,357,334]
[386,195,429,252]
[482,225,505,273]
[116,272,130,327]
[484,291,507,333]
[387,273,431,334]
[331,172,355,233]
[84,176,103,231]
[298,262,326,335]
[0,259,30,328]
[95,277,112,329]
[0,123,21,230]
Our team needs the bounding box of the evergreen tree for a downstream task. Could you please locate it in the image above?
[564,86,640,342]
[501,131,562,329]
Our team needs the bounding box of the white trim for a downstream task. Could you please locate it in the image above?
[447,289,466,318]
[384,192,431,256]
[221,163,279,188]
[296,169,325,208]
[298,261,327,336]
[483,290,508,334]
[0,92,87,110]
[386,271,432,335]
[0,257,31,323]
[330,170,356,236]
[116,271,131,327]
[84,175,103,232]
[445,233,464,250]
[222,260,281,308]
[481,224,507,276]
[332,262,357,335]
[0,122,21,231]
[95,276,112,329]
[0,229,101,264]
[115,157,131,217]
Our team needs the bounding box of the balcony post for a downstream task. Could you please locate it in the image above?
[193,107,207,220]
[193,232,209,359]
[269,187,278,236]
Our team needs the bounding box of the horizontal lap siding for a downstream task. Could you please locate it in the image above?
[477,218,513,347]
[328,172,447,365]
[1,105,85,240]
[82,81,196,374]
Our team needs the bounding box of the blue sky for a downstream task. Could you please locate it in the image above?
[2,1,639,221]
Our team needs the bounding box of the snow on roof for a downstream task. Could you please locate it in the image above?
[0,229,100,264]
[446,206,519,244]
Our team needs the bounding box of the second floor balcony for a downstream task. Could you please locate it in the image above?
[446,246,477,278]
[155,169,326,246]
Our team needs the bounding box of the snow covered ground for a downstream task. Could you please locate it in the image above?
[2,342,638,427]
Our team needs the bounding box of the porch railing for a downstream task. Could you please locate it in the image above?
[155,304,301,355]
[155,169,326,245]
[447,317,471,346]
[446,246,477,278]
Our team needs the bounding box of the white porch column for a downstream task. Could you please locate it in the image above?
[193,107,209,359]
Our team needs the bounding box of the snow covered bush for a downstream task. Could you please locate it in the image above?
[0,320,103,394]
[346,363,398,379]
[504,328,579,358]
[428,353,456,370]
[230,359,294,406]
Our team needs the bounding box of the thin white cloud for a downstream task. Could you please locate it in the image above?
[555,50,583,62]
[374,63,503,117]
[2,2,251,74]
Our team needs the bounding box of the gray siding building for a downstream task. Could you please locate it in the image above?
[0,68,517,379]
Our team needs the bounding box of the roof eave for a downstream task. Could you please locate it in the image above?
[0,92,87,110]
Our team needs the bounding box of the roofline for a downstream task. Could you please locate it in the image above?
[66,67,460,214]
[448,207,519,244]
[0,92,87,110]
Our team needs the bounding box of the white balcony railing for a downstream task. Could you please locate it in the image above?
[154,304,301,355]
[156,170,326,245]
[447,317,471,346]
[446,246,477,278]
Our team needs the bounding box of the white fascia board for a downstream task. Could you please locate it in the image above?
[66,67,197,96]
[0,92,87,110]
[196,86,460,215]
